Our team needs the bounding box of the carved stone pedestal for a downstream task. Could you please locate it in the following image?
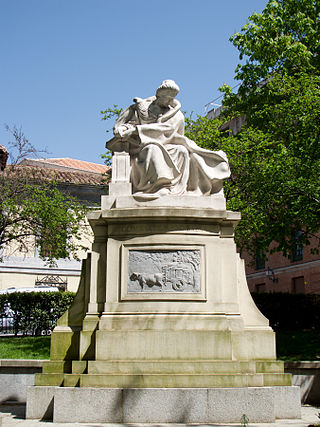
[27,202,301,423]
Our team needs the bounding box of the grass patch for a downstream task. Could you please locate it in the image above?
[276,330,320,361]
[0,336,50,359]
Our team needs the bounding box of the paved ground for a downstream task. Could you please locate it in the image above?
[0,404,319,427]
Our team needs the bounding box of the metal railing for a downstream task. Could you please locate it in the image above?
[0,315,53,336]
[0,315,15,335]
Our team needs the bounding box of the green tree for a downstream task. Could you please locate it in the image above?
[222,0,319,106]
[214,0,320,257]
[100,105,123,166]
[0,126,87,264]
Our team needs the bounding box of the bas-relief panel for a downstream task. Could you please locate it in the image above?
[128,250,201,293]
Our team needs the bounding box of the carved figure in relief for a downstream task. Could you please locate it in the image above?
[162,262,194,291]
[128,250,201,293]
[106,80,230,199]
[130,272,163,290]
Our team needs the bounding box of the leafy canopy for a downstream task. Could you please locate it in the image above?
[216,0,320,257]
[225,0,319,96]
[0,126,87,263]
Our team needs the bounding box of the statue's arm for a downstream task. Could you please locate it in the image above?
[113,105,136,137]
[157,99,181,123]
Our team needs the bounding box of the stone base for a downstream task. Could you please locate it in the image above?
[26,386,301,424]
[27,206,301,423]
[36,359,292,388]
[101,193,226,210]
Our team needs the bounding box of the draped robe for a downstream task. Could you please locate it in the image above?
[106,97,230,199]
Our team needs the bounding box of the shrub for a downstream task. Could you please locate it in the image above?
[0,291,75,336]
[252,292,320,331]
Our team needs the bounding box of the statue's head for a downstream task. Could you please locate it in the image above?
[155,80,180,107]
[156,80,180,98]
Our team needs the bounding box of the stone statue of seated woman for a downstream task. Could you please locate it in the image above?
[106,80,230,201]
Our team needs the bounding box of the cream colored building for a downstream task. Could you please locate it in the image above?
[0,157,109,293]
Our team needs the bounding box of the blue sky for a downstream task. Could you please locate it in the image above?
[0,0,268,164]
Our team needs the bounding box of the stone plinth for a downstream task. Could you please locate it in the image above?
[27,386,301,423]
[27,202,301,422]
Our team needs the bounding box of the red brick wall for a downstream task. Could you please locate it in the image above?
[242,235,320,294]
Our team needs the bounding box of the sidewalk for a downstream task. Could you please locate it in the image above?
[0,404,319,427]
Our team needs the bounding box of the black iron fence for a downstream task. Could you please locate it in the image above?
[0,315,55,336]
[0,314,14,335]
[0,291,75,336]
[0,314,54,336]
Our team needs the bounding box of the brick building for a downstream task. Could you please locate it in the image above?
[242,236,320,294]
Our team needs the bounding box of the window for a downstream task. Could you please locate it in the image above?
[35,275,67,291]
[291,230,303,262]
[292,276,305,294]
[255,248,265,270]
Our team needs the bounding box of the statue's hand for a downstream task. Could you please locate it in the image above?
[116,124,137,138]
[121,126,138,138]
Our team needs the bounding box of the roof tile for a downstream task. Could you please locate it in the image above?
[5,165,109,186]
[32,158,108,174]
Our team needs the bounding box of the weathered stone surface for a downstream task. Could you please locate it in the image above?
[79,373,266,388]
[123,388,207,423]
[34,373,63,387]
[0,372,36,404]
[26,386,57,420]
[208,387,275,423]
[26,386,302,423]
[53,387,122,423]
[274,386,301,419]
[101,193,227,210]
[285,361,320,404]
[86,359,284,375]
[41,360,71,374]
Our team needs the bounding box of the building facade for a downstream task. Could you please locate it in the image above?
[0,157,110,292]
[242,235,320,294]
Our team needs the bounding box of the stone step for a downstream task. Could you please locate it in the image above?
[62,372,292,388]
[85,359,284,375]
[40,359,285,376]
[42,361,71,374]
[35,373,64,386]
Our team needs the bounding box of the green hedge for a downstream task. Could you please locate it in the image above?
[252,292,320,331]
[0,291,75,336]
[1,291,319,336]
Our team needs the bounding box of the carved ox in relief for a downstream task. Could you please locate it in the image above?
[130,272,163,290]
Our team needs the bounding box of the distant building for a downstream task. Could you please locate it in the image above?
[241,234,320,294]
[17,157,109,205]
[0,157,110,292]
[206,106,246,135]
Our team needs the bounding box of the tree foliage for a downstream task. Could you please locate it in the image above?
[223,0,319,101]
[100,105,123,166]
[0,126,87,263]
[212,0,320,257]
